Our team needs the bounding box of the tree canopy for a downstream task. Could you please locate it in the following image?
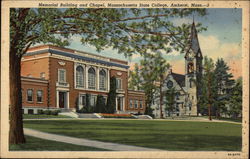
[10,8,207,57]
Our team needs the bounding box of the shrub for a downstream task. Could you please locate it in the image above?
[99,113,136,119]
[43,110,51,115]
[95,95,106,113]
[51,110,60,115]
[78,106,94,113]
[37,109,44,114]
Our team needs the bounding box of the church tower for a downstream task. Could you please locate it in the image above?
[184,21,203,116]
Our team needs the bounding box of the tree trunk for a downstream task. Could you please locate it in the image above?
[208,74,212,121]
[9,49,26,144]
[159,80,163,119]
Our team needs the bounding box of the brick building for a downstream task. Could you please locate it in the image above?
[21,45,145,114]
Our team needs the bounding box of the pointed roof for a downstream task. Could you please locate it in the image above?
[185,21,202,58]
[171,72,185,87]
[190,21,201,53]
[165,72,186,93]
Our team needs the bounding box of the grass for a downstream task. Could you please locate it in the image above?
[9,135,108,151]
[200,116,242,123]
[24,119,242,151]
[23,114,72,119]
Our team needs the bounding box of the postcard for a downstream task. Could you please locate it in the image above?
[1,0,249,158]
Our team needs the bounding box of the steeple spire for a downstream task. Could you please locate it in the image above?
[190,20,200,54]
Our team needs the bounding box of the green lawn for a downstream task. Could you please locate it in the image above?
[200,116,242,123]
[10,135,108,151]
[23,114,72,119]
[23,120,242,151]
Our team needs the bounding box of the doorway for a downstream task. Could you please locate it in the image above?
[59,92,66,108]
[117,97,123,111]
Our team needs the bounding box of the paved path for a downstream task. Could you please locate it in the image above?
[24,128,164,151]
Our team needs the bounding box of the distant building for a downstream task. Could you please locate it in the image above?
[21,45,145,114]
[152,22,203,117]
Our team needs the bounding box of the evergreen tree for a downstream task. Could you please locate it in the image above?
[106,76,117,113]
[95,95,106,113]
[214,58,235,118]
[9,8,206,143]
[228,78,242,119]
[84,93,92,113]
[199,56,216,120]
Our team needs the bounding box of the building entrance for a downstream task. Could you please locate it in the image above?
[59,92,66,108]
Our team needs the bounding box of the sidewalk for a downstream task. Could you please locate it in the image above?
[24,128,164,151]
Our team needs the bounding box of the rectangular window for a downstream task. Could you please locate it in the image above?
[134,100,138,109]
[116,78,122,90]
[27,89,33,102]
[139,100,143,109]
[28,109,34,114]
[37,90,43,103]
[129,100,133,108]
[58,69,66,83]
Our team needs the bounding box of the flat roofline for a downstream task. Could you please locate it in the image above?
[28,45,128,64]
[25,47,129,69]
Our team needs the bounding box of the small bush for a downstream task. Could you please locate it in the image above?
[51,110,60,115]
[42,109,60,115]
[43,110,51,115]
[78,106,94,113]
[99,113,136,119]
[37,109,44,115]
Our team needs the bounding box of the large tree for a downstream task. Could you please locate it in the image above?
[128,63,142,90]
[199,56,216,120]
[152,53,170,118]
[10,8,206,144]
[128,52,170,118]
[214,58,235,118]
[164,88,176,117]
[227,78,242,119]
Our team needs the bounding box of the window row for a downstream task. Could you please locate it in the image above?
[58,66,108,91]
[26,89,43,103]
[129,99,143,109]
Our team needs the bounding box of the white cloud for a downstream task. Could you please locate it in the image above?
[199,34,241,60]
[199,35,220,51]
[199,34,242,78]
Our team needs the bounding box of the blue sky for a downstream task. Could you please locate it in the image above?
[66,8,242,78]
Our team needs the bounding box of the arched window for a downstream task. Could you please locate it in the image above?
[99,69,106,90]
[189,79,192,88]
[76,66,84,87]
[188,62,194,73]
[88,67,96,89]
